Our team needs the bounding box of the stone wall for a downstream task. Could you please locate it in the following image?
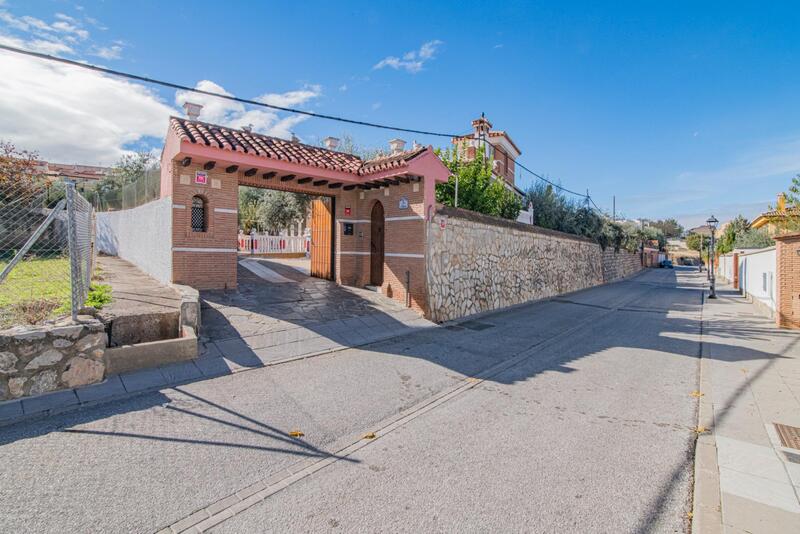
[426,206,603,322]
[96,196,173,284]
[601,248,643,283]
[0,319,107,400]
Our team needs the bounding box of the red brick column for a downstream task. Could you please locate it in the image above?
[774,232,800,329]
[732,252,739,290]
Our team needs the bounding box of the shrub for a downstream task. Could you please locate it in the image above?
[734,228,774,249]
[85,284,113,309]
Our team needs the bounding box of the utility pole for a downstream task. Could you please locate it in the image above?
[612,196,616,221]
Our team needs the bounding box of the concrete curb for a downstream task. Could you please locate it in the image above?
[691,291,724,534]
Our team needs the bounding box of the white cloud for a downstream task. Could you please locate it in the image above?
[175,80,322,140]
[92,44,122,60]
[0,33,74,55]
[371,102,382,110]
[0,52,175,165]
[675,136,800,187]
[256,84,321,108]
[0,10,88,39]
[55,13,77,23]
[373,39,443,74]
[0,9,92,54]
[617,135,800,226]
[338,84,348,92]
[52,20,89,40]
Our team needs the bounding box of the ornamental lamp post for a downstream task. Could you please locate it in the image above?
[706,215,719,299]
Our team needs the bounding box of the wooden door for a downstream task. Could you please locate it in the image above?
[370,201,384,286]
[310,197,333,280]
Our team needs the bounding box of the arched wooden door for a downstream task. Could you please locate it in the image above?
[370,201,385,286]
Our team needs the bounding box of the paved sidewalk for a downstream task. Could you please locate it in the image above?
[695,285,800,533]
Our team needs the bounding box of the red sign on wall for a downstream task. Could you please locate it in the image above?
[195,171,208,185]
[344,206,351,216]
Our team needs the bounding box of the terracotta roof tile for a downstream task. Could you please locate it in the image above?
[170,117,430,177]
[359,146,427,176]
[758,208,800,218]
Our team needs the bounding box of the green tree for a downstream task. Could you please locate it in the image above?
[686,232,710,252]
[734,228,774,249]
[237,186,310,234]
[258,191,310,234]
[769,174,800,234]
[716,215,749,254]
[0,140,42,207]
[435,145,521,220]
[648,218,683,238]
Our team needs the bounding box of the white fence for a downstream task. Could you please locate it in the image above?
[238,234,309,255]
[739,247,776,314]
[717,247,776,314]
[718,254,734,283]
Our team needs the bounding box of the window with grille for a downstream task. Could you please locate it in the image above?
[191,195,206,232]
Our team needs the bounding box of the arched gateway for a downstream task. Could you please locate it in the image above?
[158,108,449,314]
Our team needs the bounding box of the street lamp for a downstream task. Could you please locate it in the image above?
[706,215,719,299]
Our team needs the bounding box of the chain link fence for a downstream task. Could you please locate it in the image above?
[87,167,160,212]
[0,178,95,328]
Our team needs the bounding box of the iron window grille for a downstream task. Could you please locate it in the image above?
[191,195,207,232]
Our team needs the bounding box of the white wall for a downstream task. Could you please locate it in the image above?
[95,196,172,284]
[740,247,776,313]
[718,253,734,282]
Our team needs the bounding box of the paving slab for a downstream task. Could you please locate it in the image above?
[697,283,800,532]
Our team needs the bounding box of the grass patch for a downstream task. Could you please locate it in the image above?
[0,256,71,312]
[0,257,113,327]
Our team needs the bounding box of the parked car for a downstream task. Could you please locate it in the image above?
[660,259,674,269]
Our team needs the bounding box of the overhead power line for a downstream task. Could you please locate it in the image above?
[0,42,598,203]
[0,43,459,139]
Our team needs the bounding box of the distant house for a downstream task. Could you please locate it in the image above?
[452,115,525,198]
[452,115,533,223]
[751,194,800,236]
[34,161,110,184]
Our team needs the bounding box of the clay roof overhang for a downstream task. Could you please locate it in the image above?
[168,117,450,185]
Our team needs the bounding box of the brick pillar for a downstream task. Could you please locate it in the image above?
[774,233,800,329]
[732,252,739,289]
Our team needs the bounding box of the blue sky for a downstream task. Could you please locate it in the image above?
[1,1,799,227]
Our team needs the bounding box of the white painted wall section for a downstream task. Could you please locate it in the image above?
[740,247,776,312]
[95,196,172,284]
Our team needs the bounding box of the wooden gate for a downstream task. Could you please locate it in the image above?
[310,196,333,280]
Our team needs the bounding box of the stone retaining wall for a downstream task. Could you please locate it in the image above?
[426,206,604,322]
[601,248,643,283]
[0,319,107,400]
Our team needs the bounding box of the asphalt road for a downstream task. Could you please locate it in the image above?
[0,268,703,533]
